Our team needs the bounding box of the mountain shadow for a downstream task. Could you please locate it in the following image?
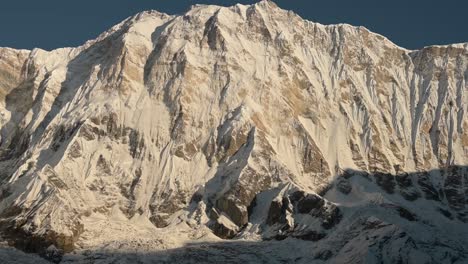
[1,165,467,263]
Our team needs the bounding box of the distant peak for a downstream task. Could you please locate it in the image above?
[255,0,279,10]
[132,9,172,22]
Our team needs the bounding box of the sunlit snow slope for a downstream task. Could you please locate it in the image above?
[0,1,467,263]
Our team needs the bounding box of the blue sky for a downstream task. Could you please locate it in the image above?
[0,0,466,50]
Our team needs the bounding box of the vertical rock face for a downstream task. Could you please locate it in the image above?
[0,1,466,262]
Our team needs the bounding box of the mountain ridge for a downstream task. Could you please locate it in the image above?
[3,0,467,53]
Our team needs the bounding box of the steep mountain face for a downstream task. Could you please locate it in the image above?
[0,1,467,263]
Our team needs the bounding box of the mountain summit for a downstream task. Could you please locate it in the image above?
[0,1,467,263]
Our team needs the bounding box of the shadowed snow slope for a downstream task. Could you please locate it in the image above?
[0,1,467,263]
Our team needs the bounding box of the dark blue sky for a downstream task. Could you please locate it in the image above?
[1,0,466,50]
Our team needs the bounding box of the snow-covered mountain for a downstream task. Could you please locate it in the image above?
[0,1,467,263]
